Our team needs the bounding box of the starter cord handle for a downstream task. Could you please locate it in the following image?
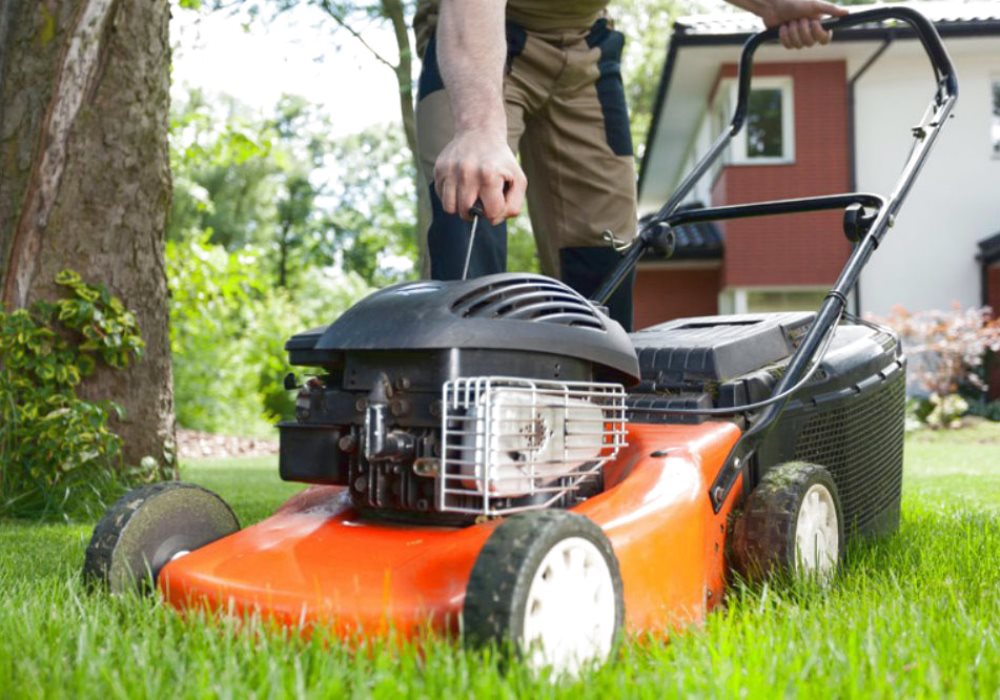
[732,7,957,134]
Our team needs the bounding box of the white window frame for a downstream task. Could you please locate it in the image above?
[719,286,832,315]
[714,76,796,166]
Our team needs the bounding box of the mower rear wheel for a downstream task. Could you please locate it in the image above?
[83,482,240,594]
[463,510,623,676]
[730,462,843,581]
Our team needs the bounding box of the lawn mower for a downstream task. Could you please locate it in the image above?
[84,7,956,676]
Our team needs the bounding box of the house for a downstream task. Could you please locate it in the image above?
[635,2,1000,330]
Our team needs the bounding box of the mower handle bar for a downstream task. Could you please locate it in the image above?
[588,7,959,512]
[592,6,956,306]
[732,7,958,134]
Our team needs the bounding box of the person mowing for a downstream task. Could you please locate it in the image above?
[414,0,846,330]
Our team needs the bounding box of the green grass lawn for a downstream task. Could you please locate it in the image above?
[1,424,998,698]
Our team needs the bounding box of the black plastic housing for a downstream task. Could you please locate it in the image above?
[625,313,904,537]
[285,273,640,385]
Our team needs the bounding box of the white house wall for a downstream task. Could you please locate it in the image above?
[855,38,1000,315]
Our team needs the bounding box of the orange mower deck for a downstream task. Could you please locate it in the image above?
[159,421,742,639]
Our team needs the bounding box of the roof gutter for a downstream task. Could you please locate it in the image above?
[637,27,683,197]
[846,33,894,316]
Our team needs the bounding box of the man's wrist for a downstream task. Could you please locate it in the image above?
[452,117,507,142]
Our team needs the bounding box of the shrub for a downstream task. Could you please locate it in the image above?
[0,271,147,519]
[874,305,1000,428]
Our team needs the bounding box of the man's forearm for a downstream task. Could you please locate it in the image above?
[437,0,508,136]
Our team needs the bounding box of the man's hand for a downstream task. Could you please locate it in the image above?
[433,0,525,224]
[736,0,849,49]
[434,129,527,225]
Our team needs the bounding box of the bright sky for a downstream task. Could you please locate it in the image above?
[170,2,402,135]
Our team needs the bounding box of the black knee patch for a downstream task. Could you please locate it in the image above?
[418,33,444,100]
[559,246,634,332]
[586,20,634,158]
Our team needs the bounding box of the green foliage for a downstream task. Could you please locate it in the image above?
[168,93,393,436]
[874,306,1000,418]
[323,125,422,286]
[0,273,146,520]
[167,235,371,436]
[967,398,1000,422]
[170,91,418,288]
[169,90,283,252]
[906,393,970,431]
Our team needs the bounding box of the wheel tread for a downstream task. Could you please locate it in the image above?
[730,462,843,580]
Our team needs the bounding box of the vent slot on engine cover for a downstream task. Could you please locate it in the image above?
[438,377,626,516]
[451,277,605,331]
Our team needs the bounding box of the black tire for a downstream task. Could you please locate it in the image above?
[730,462,844,581]
[83,482,240,594]
[463,510,624,675]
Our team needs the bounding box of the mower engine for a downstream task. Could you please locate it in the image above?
[279,273,638,524]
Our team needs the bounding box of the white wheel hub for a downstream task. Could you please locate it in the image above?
[795,484,839,576]
[520,536,616,676]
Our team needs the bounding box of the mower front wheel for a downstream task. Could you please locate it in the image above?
[83,482,240,594]
[462,510,624,676]
[730,461,843,581]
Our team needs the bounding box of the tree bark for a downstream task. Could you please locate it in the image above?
[0,0,175,475]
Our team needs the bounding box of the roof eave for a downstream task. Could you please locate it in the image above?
[978,231,1000,265]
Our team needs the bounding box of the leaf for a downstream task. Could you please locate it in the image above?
[54,270,81,286]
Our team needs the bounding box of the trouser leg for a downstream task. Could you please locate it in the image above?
[415,28,529,281]
[426,184,507,280]
[518,20,638,330]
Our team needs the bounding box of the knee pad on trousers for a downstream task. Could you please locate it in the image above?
[559,247,634,332]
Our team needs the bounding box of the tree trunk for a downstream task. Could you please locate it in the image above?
[0,0,176,475]
[381,0,431,276]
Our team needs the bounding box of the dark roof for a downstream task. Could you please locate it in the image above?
[979,231,1000,265]
[675,2,1000,37]
[638,2,1000,196]
[641,203,724,261]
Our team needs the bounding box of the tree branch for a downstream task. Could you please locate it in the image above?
[317,0,396,70]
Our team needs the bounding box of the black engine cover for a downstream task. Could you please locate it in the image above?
[285,273,640,385]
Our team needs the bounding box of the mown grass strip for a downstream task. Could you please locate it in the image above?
[0,427,997,698]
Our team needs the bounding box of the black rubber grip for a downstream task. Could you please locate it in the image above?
[732,7,957,133]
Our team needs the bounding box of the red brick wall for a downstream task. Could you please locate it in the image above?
[634,266,721,330]
[712,61,851,288]
[989,263,1000,400]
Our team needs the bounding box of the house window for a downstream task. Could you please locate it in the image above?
[745,289,826,313]
[746,89,785,157]
[992,78,1000,157]
[720,288,827,314]
[721,77,795,165]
